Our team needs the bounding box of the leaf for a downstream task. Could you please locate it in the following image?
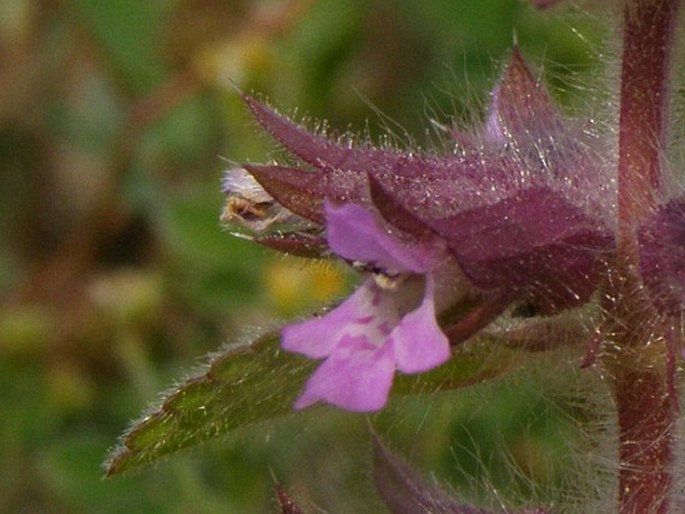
[105,327,523,476]
[105,331,314,476]
[372,430,490,513]
[372,431,552,514]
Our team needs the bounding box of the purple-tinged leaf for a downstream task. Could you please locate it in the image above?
[275,485,305,514]
[638,197,685,315]
[372,431,489,514]
[254,233,329,258]
[372,431,550,514]
[428,187,612,313]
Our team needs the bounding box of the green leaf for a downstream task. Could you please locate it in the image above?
[105,330,313,476]
[105,330,524,476]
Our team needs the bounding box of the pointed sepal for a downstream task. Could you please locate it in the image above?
[427,187,612,313]
[484,48,560,146]
[243,164,329,223]
[244,94,394,174]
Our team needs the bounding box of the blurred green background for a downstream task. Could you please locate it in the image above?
[0,0,607,512]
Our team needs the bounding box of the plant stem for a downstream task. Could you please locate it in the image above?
[614,355,675,514]
[613,1,681,512]
[617,0,679,226]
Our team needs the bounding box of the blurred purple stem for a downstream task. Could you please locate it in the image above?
[612,1,681,512]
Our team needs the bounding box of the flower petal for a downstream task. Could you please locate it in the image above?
[282,278,399,359]
[391,276,450,373]
[294,335,396,411]
[326,202,434,273]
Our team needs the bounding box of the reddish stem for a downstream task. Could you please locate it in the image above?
[615,358,675,514]
[617,0,679,227]
[613,1,681,513]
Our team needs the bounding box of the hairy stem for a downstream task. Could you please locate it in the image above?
[614,351,675,514]
[617,0,679,226]
[613,1,681,512]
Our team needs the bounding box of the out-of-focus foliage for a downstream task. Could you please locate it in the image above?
[0,0,604,512]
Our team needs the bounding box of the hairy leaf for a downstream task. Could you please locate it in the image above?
[372,431,491,513]
[372,432,551,514]
[106,329,522,476]
[105,331,314,476]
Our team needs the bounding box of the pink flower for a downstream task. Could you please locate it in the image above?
[282,202,450,411]
[229,48,613,412]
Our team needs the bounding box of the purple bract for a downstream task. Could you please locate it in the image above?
[223,45,684,413]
